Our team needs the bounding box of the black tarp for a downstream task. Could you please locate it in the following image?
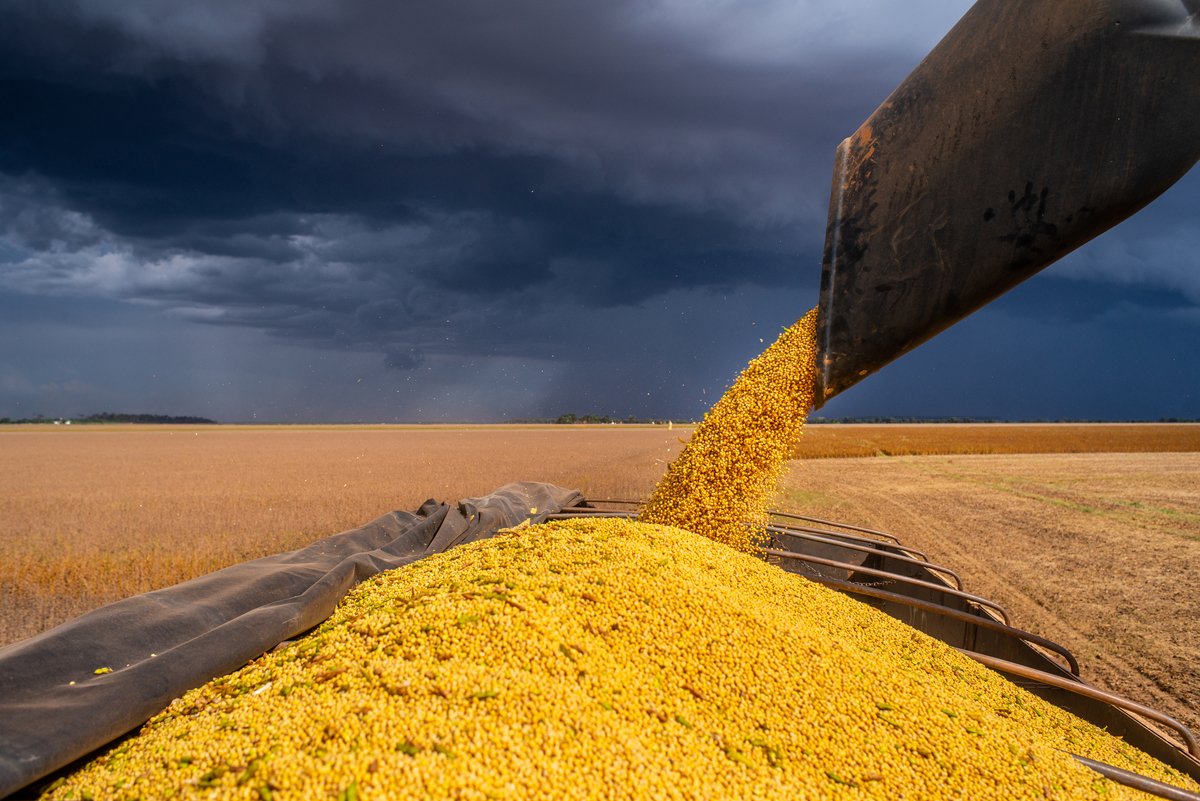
[0,482,582,799]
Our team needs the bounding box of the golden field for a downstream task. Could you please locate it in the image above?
[1,423,1198,735]
[0,424,686,648]
[794,422,1200,458]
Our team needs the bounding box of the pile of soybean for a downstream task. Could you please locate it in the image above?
[43,518,1198,800]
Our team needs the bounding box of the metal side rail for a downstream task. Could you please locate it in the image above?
[800,574,1081,676]
[768,521,930,562]
[552,507,944,586]
[759,547,1010,624]
[765,526,962,589]
[768,511,903,545]
[545,510,637,519]
[556,503,931,565]
[566,504,917,557]
[1069,755,1200,801]
[956,649,1198,760]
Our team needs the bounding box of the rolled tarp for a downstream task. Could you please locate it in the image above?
[0,482,582,799]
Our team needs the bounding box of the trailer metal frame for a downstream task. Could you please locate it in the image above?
[559,498,1200,798]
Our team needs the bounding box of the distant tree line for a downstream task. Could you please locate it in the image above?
[807,416,1200,424]
[553,413,679,425]
[808,416,1003,424]
[0,412,218,425]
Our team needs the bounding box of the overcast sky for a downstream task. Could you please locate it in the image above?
[1,0,1197,422]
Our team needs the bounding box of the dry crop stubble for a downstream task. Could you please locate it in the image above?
[0,425,687,645]
[793,423,1200,459]
[777,452,1200,735]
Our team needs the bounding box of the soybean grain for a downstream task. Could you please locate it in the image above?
[640,307,819,551]
[42,519,1199,800]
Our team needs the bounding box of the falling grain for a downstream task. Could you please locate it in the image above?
[640,307,820,550]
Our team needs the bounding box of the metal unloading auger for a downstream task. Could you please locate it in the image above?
[814,0,1199,407]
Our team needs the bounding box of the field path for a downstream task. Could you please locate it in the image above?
[780,452,1200,734]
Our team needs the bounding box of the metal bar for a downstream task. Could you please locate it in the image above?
[768,510,902,544]
[544,511,636,519]
[956,650,1198,759]
[798,574,1080,676]
[570,504,917,557]
[1069,754,1200,801]
[759,548,1010,624]
[768,522,936,565]
[555,511,950,586]
[763,520,931,563]
[764,526,963,590]
[574,502,909,548]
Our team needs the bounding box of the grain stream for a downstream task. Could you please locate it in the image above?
[640,308,819,550]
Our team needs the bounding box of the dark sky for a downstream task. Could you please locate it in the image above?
[1,1,1196,423]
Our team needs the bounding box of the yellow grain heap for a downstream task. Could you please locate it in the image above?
[640,307,819,550]
[43,518,1196,801]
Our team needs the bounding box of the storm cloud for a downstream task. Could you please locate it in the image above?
[1,0,1197,421]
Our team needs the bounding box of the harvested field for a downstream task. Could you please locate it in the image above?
[2,423,1197,743]
[796,422,1200,458]
[779,452,1200,734]
[0,425,686,646]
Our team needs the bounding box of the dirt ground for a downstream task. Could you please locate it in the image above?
[795,422,1200,458]
[779,452,1200,735]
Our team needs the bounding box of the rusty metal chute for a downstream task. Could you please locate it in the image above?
[814,0,1200,405]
